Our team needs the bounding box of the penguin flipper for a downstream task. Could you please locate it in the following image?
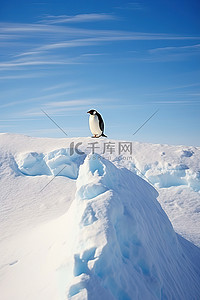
[96,112,104,132]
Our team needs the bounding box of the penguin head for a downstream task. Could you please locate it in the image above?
[87,109,97,115]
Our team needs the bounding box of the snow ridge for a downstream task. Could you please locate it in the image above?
[63,154,200,300]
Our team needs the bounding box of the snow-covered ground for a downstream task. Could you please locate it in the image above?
[0,133,200,299]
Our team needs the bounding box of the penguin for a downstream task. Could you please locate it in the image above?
[87,109,107,138]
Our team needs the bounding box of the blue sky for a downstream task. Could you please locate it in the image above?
[0,0,200,146]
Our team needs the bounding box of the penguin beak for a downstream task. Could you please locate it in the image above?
[87,110,91,114]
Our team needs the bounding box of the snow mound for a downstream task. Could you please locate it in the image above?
[112,142,200,246]
[62,154,200,300]
[16,148,86,179]
[145,163,200,191]
[0,134,200,300]
[117,158,200,192]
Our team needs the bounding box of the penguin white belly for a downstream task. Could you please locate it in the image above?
[89,115,102,135]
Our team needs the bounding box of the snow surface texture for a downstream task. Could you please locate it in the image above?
[16,148,85,179]
[0,133,200,300]
[112,142,200,247]
[64,155,200,300]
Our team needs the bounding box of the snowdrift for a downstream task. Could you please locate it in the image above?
[0,133,200,300]
[63,154,200,299]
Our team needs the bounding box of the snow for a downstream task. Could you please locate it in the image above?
[112,141,200,245]
[16,148,85,179]
[0,133,200,300]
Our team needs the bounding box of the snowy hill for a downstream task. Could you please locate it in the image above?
[0,133,200,300]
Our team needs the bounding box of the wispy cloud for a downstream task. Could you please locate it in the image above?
[39,13,117,24]
[0,125,14,129]
[0,72,49,80]
[23,107,82,117]
[0,90,77,109]
[0,84,104,109]
[0,118,40,122]
[46,99,94,107]
[38,38,98,51]
[15,51,42,58]
[0,34,21,40]
[45,98,114,108]
[160,83,200,91]
[0,55,82,70]
[1,17,200,71]
[0,22,65,33]
[1,20,200,40]
[184,93,200,96]
[16,97,116,118]
[23,35,200,58]
[134,43,200,62]
[151,100,200,105]
[80,53,107,57]
[0,22,123,37]
[42,82,75,92]
[149,43,200,54]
